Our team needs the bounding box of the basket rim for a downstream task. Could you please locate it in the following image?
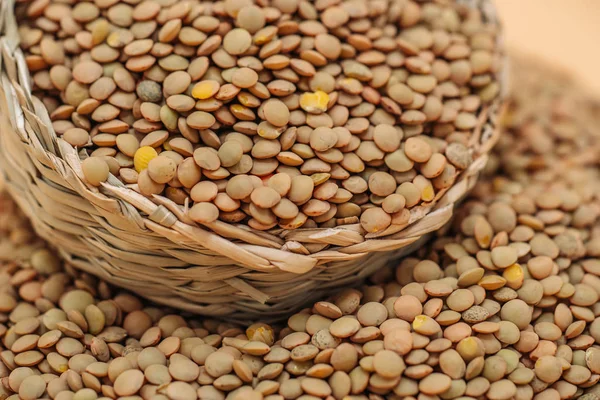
[0,0,505,282]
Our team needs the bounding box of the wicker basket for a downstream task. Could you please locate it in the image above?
[0,0,505,320]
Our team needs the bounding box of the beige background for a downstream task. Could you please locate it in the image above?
[496,0,600,95]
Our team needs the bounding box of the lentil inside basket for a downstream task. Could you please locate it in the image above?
[17,0,502,234]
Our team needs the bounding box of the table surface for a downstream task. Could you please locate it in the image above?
[496,0,600,96]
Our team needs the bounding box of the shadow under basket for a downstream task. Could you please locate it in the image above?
[0,0,505,321]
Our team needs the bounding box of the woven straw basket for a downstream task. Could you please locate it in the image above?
[0,0,504,320]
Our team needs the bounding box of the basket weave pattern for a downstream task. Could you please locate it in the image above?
[0,0,503,320]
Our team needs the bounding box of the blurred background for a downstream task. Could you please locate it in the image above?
[497,0,600,96]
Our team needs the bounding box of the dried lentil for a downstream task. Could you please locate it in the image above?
[18,0,501,232]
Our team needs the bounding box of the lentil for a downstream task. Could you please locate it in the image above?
[7,12,600,400]
[18,0,501,232]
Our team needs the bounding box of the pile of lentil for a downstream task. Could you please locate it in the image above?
[17,0,501,232]
[1,62,600,400]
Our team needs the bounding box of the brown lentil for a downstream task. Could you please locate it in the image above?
[8,12,600,400]
[18,0,501,232]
